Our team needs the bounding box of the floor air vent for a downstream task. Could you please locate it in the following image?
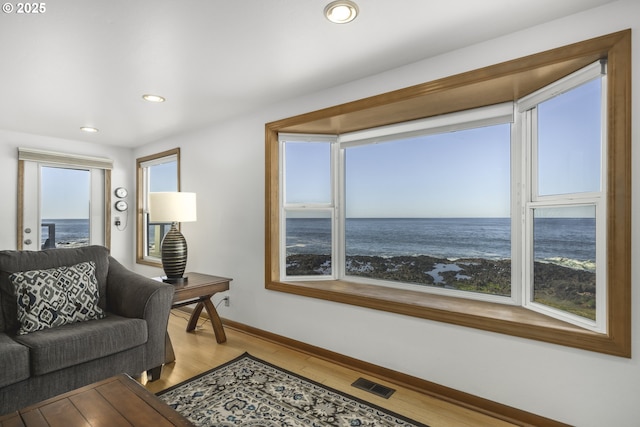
[351,377,395,399]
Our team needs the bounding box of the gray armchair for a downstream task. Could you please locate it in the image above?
[0,246,174,414]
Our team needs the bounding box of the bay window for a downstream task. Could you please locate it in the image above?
[280,60,605,331]
[266,31,630,356]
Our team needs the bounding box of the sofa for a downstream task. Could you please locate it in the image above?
[0,245,174,414]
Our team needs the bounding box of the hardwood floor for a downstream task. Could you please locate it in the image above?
[142,310,516,427]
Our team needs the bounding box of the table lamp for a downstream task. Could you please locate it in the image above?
[148,192,197,283]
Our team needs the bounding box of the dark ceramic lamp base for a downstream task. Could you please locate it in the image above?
[161,223,188,284]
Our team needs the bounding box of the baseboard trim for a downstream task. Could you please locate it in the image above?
[221,318,569,427]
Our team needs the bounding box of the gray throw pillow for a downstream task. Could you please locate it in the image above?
[10,261,106,335]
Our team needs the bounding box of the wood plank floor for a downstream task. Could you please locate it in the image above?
[142,310,517,427]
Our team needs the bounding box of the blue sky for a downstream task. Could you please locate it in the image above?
[285,78,601,219]
[149,162,178,192]
[41,167,90,219]
[344,124,511,218]
[537,78,601,195]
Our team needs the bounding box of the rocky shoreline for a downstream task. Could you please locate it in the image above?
[286,253,596,319]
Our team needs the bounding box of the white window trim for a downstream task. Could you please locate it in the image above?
[339,102,513,148]
[517,60,607,113]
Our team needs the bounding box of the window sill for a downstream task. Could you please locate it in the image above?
[266,279,623,356]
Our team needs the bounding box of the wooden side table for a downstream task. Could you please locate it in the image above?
[161,272,232,363]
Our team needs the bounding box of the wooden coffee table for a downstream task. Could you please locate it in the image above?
[0,374,194,427]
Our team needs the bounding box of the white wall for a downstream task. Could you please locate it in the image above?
[0,129,135,266]
[138,1,638,425]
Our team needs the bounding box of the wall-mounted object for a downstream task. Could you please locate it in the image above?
[114,187,128,198]
[115,200,128,212]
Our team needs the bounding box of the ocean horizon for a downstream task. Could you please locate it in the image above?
[286,217,596,271]
[41,218,90,247]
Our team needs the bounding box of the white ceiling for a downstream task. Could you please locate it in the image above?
[0,0,616,148]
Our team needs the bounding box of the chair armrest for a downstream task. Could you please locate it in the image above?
[106,257,174,373]
[106,257,174,320]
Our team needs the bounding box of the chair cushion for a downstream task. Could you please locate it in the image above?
[10,261,106,335]
[14,314,148,376]
[0,333,30,387]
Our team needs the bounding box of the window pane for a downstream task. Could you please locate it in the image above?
[149,162,177,192]
[344,124,511,296]
[41,167,90,249]
[533,206,596,320]
[285,142,331,204]
[537,79,602,196]
[147,219,172,259]
[285,211,332,276]
[146,160,177,257]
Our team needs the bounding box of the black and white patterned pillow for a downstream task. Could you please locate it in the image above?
[10,261,106,335]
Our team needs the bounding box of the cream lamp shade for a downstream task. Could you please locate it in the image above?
[149,192,197,223]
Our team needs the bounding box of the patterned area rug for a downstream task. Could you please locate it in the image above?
[157,352,429,427]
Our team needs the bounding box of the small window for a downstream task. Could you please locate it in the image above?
[520,61,606,331]
[285,210,334,278]
[282,136,335,279]
[136,148,180,265]
[531,206,597,321]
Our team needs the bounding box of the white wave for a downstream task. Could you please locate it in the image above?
[538,257,595,272]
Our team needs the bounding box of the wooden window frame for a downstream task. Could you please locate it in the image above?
[265,30,631,357]
[136,148,181,266]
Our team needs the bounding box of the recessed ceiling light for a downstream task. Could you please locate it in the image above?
[80,126,99,133]
[142,94,166,103]
[324,0,359,24]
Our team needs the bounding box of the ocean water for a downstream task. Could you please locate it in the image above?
[286,217,596,267]
[41,218,90,247]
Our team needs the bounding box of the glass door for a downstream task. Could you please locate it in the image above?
[20,164,104,250]
[40,167,91,249]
